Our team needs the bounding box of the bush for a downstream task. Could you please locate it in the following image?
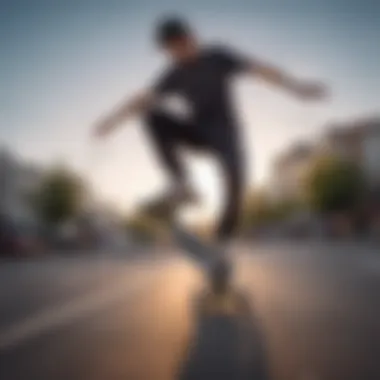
[305,156,365,214]
[31,165,85,227]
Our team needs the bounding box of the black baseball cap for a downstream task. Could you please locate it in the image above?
[155,16,192,46]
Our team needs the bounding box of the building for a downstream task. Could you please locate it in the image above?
[269,142,317,202]
[270,116,380,203]
[323,123,364,162]
[268,116,380,239]
[323,116,380,186]
[0,147,43,226]
[361,118,380,188]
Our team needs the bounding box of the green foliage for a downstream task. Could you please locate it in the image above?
[270,198,302,220]
[242,189,302,229]
[124,212,159,242]
[305,156,364,214]
[245,191,273,226]
[31,166,85,226]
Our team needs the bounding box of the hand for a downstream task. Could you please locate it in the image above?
[91,115,116,139]
[293,81,329,101]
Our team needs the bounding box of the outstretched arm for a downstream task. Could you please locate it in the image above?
[250,59,327,100]
[92,90,155,138]
[218,46,328,101]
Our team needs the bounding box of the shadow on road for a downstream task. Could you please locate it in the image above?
[178,289,270,380]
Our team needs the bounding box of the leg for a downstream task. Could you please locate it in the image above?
[215,144,245,242]
[142,110,204,216]
[206,143,245,294]
[144,110,189,184]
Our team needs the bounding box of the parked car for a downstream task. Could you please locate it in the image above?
[0,215,44,257]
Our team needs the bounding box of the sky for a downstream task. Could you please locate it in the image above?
[1,0,380,220]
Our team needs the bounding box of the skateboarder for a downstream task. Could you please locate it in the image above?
[92,16,326,280]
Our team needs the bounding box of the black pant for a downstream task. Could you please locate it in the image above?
[144,111,245,242]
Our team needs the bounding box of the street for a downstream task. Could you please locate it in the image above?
[1,243,380,380]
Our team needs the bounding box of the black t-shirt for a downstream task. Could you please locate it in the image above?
[153,45,252,136]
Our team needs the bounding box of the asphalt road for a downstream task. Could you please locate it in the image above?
[1,243,380,380]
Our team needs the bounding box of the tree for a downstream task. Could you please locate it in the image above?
[242,187,304,233]
[270,198,302,220]
[31,166,85,228]
[305,156,365,214]
[242,190,274,228]
[124,212,163,243]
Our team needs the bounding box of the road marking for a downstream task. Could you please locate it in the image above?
[0,265,161,351]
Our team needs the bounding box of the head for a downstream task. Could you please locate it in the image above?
[155,17,199,62]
